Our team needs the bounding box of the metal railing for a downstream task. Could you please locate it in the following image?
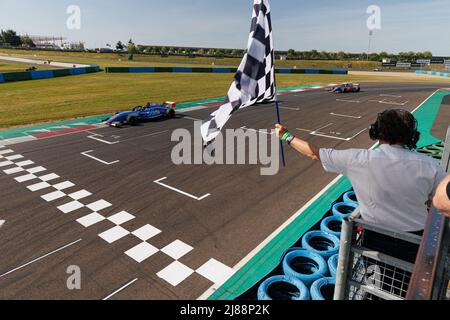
[334,210,422,300]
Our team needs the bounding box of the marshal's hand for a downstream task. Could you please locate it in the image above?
[275,124,289,139]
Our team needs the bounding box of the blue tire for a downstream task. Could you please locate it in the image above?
[257,275,310,301]
[280,247,303,263]
[310,277,336,300]
[328,254,339,278]
[332,202,358,219]
[282,249,328,287]
[343,191,358,206]
[302,231,340,259]
[320,216,343,238]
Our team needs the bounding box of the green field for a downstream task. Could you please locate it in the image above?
[1,70,450,129]
[0,48,381,70]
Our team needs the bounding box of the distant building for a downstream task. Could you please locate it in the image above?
[27,35,66,49]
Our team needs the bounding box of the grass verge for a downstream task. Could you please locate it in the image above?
[1,72,449,129]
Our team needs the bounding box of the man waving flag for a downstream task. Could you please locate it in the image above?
[201,0,276,145]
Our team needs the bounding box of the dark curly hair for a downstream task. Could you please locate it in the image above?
[377,109,420,149]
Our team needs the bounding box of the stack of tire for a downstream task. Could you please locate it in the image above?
[258,190,359,301]
[416,142,444,161]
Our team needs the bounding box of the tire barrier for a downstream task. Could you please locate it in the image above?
[257,275,310,300]
[343,191,358,206]
[320,216,343,238]
[332,202,358,219]
[328,254,339,278]
[105,66,348,75]
[310,277,336,300]
[302,231,340,259]
[416,143,444,160]
[415,70,450,78]
[282,249,328,286]
[0,65,100,84]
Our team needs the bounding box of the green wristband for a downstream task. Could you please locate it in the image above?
[281,131,292,142]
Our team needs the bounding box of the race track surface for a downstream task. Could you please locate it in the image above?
[0,82,445,299]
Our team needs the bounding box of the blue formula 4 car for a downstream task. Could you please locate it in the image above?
[105,101,176,127]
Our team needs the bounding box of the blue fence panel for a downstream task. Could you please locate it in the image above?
[172,67,193,73]
[69,68,87,75]
[305,69,320,74]
[213,68,233,73]
[30,70,55,80]
[333,70,347,75]
[0,73,4,83]
[129,67,155,73]
[277,69,292,74]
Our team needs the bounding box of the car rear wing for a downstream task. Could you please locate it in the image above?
[164,101,177,108]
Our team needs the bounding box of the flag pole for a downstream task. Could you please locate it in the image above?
[275,90,286,167]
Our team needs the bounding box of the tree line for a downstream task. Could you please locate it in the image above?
[0,29,35,48]
[0,28,439,62]
[286,49,434,62]
[116,41,436,62]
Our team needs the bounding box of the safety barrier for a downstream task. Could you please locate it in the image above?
[416,142,445,160]
[415,70,450,78]
[104,66,348,75]
[0,65,100,83]
[241,190,359,301]
[258,275,310,300]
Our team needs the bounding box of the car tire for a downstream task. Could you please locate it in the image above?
[127,115,139,126]
[282,249,328,286]
[167,109,175,119]
[301,231,340,260]
[257,275,310,301]
[310,277,336,300]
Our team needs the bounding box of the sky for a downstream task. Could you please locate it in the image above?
[1,0,450,55]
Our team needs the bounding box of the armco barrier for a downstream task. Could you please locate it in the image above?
[0,65,100,84]
[416,70,450,77]
[105,66,348,75]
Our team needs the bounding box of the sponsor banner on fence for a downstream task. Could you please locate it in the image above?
[396,62,412,68]
[445,60,450,70]
[416,59,431,65]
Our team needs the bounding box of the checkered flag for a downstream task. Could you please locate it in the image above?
[201,0,276,145]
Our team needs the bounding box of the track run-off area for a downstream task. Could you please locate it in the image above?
[0,82,449,299]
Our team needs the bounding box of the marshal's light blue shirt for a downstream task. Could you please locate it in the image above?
[320,144,447,232]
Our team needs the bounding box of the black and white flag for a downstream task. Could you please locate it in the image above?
[201,0,276,145]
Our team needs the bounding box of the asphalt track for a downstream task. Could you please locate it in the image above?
[0,82,446,300]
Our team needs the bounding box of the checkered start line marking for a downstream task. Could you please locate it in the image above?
[0,146,235,288]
